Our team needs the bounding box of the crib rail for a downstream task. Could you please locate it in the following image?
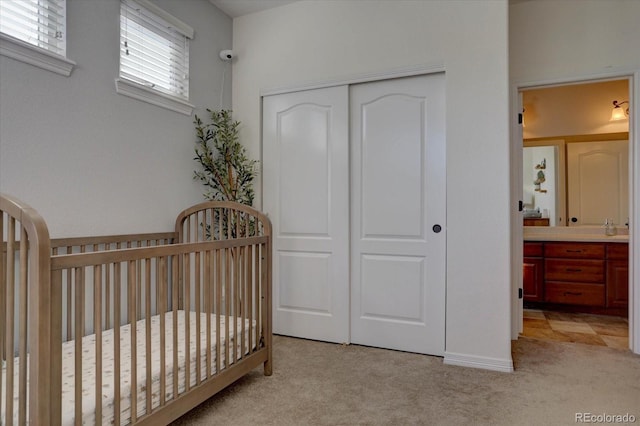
[1,193,60,426]
[52,233,177,252]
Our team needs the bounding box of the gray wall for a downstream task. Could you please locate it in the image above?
[233,0,513,370]
[0,0,232,237]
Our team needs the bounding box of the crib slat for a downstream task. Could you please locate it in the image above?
[215,248,222,376]
[137,246,143,320]
[145,258,152,416]
[49,268,63,425]
[184,251,191,392]
[234,243,239,363]
[94,263,103,425]
[204,249,212,379]
[255,243,260,354]
[74,267,83,426]
[159,256,168,406]
[195,250,202,386]
[128,259,138,423]
[186,212,191,243]
[237,243,243,359]
[244,242,250,357]
[113,261,121,426]
[170,255,178,403]
[236,210,241,239]
[105,256,111,329]
[66,246,74,340]
[225,247,230,370]
[246,241,254,354]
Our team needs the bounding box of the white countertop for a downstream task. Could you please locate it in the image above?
[523,226,629,243]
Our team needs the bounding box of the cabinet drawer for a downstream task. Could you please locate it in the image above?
[544,242,604,259]
[607,243,629,260]
[524,242,543,257]
[544,259,604,282]
[545,282,605,306]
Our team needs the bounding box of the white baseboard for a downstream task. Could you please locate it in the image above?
[443,351,514,373]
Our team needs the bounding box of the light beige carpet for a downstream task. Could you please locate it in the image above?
[172,335,640,426]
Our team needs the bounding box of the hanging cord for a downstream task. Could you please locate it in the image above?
[219,61,229,109]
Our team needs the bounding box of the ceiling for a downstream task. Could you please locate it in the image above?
[209,0,299,18]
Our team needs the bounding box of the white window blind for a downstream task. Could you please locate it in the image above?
[0,0,66,56]
[119,0,192,101]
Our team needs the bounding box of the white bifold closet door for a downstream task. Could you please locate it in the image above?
[263,73,445,355]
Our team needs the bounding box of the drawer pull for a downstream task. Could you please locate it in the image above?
[566,268,582,272]
[564,291,583,296]
[565,249,582,253]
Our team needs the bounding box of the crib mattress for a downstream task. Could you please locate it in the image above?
[2,311,257,425]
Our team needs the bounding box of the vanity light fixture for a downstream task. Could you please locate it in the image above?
[610,100,629,121]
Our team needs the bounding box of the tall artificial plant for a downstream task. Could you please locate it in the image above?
[192,109,258,206]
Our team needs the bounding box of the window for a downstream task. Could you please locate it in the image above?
[0,0,66,55]
[0,0,75,75]
[116,0,194,115]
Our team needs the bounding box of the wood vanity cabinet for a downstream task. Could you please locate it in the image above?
[523,241,628,313]
[523,242,544,302]
[544,242,605,307]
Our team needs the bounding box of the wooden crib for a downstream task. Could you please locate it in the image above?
[0,194,272,425]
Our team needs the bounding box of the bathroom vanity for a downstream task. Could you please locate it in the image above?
[523,228,628,315]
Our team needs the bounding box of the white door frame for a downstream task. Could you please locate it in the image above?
[510,70,639,354]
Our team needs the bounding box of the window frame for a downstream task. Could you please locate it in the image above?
[0,0,75,76]
[116,0,194,115]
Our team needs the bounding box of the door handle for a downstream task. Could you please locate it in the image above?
[571,217,578,223]
[432,224,442,233]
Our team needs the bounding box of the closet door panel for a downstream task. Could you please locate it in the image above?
[278,105,330,236]
[351,73,446,356]
[263,85,350,344]
[361,94,424,239]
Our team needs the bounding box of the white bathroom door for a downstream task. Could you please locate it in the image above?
[262,85,350,343]
[350,74,446,355]
[567,140,629,226]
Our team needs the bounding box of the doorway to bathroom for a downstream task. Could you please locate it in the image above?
[516,76,634,351]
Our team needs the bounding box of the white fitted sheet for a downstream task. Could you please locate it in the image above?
[1,311,257,425]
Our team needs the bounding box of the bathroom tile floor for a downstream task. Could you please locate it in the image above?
[521,309,629,350]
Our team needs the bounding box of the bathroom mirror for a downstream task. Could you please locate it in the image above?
[523,141,565,226]
[521,79,630,228]
[523,138,629,227]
